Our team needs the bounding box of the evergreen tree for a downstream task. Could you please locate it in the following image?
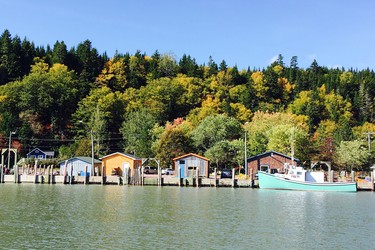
[207,56,218,76]
[219,60,227,71]
[51,41,68,65]
[0,29,13,84]
[289,56,298,83]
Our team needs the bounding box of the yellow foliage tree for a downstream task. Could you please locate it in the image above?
[187,95,222,127]
[96,58,127,91]
[229,103,252,123]
[251,71,268,100]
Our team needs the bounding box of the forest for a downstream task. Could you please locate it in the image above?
[1,29,375,172]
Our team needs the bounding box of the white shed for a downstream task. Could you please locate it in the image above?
[59,157,101,176]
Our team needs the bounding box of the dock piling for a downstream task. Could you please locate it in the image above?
[214,168,217,187]
[232,168,235,187]
[196,167,199,188]
[84,166,88,185]
[0,165,3,183]
[101,166,105,185]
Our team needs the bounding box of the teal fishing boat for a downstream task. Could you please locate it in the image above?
[258,165,357,192]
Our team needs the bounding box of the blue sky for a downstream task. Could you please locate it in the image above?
[1,0,375,70]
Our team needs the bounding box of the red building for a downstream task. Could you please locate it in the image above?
[247,151,298,178]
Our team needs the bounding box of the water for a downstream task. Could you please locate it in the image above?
[0,184,374,249]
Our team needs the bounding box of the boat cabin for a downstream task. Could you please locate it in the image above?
[247,151,298,179]
[281,164,325,183]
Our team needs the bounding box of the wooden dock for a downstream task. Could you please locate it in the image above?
[1,173,373,191]
[1,173,254,188]
[357,181,374,191]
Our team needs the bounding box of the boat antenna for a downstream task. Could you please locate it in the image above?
[291,127,295,166]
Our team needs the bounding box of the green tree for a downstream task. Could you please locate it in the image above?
[0,30,19,84]
[178,54,201,78]
[335,140,368,171]
[191,114,242,152]
[204,140,232,169]
[154,120,194,167]
[0,60,78,141]
[74,138,92,157]
[51,41,68,65]
[207,56,218,77]
[120,109,157,157]
[158,53,178,78]
[246,111,311,162]
[72,86,128,148]
[90,106,108,158]
[76,39,103,83]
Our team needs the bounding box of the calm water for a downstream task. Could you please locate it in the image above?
[0,184,374,249]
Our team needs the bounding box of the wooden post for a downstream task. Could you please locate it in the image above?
[0,165,3,183]
[34,160,38,183]
[63,162,67,184]
[178,166,182,187]
[14,165,18,183]
[69,165,73,184]
[50,165,54,184]
[250,168,253,188]
[158,166,161,187]
[101,166,105,185]
[214,168,217,187]
[84,165,88,185]
[232,168,236,188]
[351,171,355,182]
[330,170,334,182]
[46,166,50,184]
[196,167,199,188]
[141,166,144,186]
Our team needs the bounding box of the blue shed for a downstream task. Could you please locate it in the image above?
[27,148,55,159]
[59,157,101,176]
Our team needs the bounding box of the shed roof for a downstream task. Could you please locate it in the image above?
[100,152,142,160]
[27,147,55,157]
[247,150,299,162]
[173,153,210,162]
[58,157,101,165]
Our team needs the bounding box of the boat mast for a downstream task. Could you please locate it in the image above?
[291,126,295,167]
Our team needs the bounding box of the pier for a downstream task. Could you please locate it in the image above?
[1,165,374,191]
[1,173,254,188]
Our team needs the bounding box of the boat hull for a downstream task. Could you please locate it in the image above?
[258,172,357,192]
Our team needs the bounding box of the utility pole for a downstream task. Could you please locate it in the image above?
[8,131,15,169]
[364,132,375,154]
[244,129,247,176]
[244,122,248,176]
[91,129,94,176]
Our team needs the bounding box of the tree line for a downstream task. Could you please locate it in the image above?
[1,29,375,172]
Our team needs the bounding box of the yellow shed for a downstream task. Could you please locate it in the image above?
[100,152,142,176]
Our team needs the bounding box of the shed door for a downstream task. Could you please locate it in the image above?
[179,160,185,178]
[122,162,130,177]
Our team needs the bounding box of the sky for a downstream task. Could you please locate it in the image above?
[1,0,375,70]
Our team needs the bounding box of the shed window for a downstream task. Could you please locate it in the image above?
[179,160,185,164]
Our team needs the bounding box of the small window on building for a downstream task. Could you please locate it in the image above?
[38,155,44,159]
[180,160,185,164]
[260,165,269,172]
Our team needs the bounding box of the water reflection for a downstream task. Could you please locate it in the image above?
[0,185,373,249]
